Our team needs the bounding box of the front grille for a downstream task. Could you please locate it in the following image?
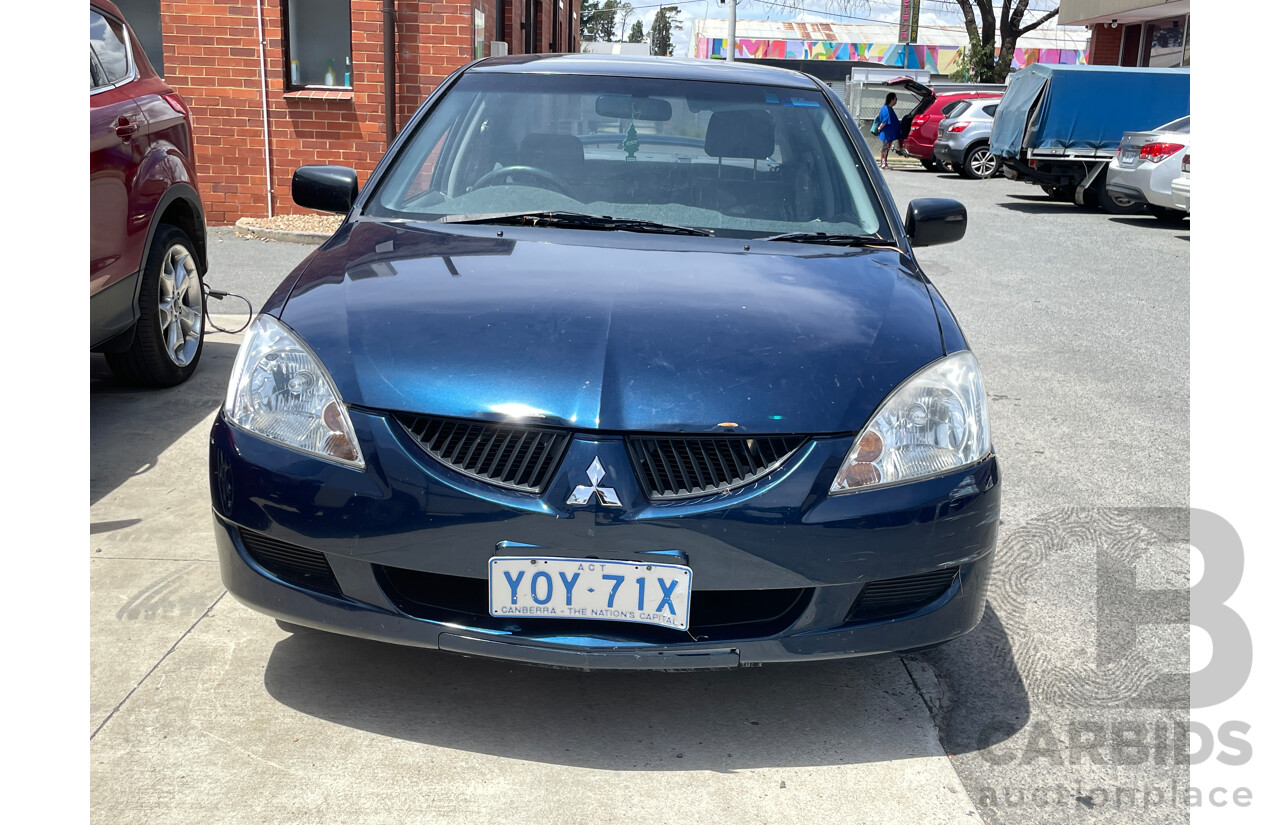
[397,415,571,493]
[846,567,959,623]
[240,530,341,596]
[377,566,810,643]
[626,435,807,500]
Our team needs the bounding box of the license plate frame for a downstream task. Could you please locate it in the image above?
[488,556,693,631]
[1121,148,1138,164]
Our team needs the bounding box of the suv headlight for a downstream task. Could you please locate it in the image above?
[830,350,990,493]
[224,315,364,468]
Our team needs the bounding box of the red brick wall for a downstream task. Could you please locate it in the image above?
[1087,23,1122,66]
[161,0,578,225]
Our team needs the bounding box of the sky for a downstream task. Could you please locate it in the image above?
[596,1,1071,58]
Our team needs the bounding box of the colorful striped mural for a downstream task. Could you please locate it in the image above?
[694,37,1088,73]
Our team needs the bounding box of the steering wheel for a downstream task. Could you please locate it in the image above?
[470,165,572,196]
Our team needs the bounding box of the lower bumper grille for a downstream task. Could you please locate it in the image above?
[241,530,341,596]
[846,567,959,623]
[376,566,810,643]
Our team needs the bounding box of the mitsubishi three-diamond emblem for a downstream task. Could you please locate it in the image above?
[566,457,622,507]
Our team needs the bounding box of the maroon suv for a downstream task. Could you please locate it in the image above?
[91,1,206,386]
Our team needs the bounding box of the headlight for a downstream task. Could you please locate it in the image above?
[830,350,990,493]
[224,315,364,468]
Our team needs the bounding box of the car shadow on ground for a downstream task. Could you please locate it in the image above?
[1107,216,1190,231]
[913,605,1030,757]
[90,339,240,507]
[260,605,1029,770]
[997,199,1095,216]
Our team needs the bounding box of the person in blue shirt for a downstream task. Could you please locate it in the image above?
[873,93,901,169]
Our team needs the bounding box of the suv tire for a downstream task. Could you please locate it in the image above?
[105,225,205,387]
[960,143,1000,179]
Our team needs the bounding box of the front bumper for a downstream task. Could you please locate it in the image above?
[210,409,1000,670]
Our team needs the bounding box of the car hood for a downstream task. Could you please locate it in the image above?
[277,220,945,435]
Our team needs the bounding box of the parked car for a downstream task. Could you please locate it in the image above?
[992,64,1190,214]
[902,90,1002,172]
[1170,152,1190,213]
[933,99,1003,179]
[91,1,207,386]
[209,55,998,671]
[1106,116,1191,223]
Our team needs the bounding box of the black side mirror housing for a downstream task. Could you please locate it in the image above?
[904,198,967,247]
[292,166,359,214]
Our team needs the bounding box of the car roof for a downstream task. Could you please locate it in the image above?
[469,54,820,91]
[92,0,125,18]
[936,91,1001,99]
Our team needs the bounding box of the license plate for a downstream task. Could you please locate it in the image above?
[488,556,693,631]
[1121,149,1137,164]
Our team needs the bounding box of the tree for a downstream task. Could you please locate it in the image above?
[951,1,1060,82]
[616,3,635,42]
[627,21,645,44]
[649,6,682,57]
[598,0,620,42]
[579,0,599,41]
[579,0,620,42]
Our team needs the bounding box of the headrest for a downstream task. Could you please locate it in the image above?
[704,110,776,159]
[519,133,585,173]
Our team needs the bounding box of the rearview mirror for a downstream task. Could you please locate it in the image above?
[596,95,672,122]
[904,198,967,247]
[292,165,359,214]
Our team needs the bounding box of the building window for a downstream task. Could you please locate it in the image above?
[284,0,352,89]
[1142,16,1187,68]
[115,0,163,76]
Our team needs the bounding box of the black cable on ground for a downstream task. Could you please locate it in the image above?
[202,282,254,334]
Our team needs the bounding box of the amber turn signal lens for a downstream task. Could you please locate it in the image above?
[853,431,883,463]
[834,461,881,490]
[324,432,359,462]
[322,401,345,433]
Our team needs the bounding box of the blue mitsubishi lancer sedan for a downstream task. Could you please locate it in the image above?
[209,55,998,670]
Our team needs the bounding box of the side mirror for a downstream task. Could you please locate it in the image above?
[904,198,967,247]
[292,166,359,214]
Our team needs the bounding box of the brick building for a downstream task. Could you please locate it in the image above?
[115,1,581,225]
[1060,0,1189,68]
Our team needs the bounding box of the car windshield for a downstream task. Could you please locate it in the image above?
[1155,115,1191,133]
[366,72,890,240]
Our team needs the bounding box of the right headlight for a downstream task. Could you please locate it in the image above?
[224,315,364,469]
[830,350,991,494]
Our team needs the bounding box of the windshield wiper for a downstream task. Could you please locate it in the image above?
[760,231,891,246]
[436,210,712,237]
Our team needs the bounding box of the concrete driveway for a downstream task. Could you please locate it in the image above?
[90,168,1189,824]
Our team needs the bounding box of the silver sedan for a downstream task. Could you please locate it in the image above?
[1106,116,1191,223]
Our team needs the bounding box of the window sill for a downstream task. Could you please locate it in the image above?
[283,89,354,101]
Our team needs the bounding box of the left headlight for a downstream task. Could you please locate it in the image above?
[830,350,990,494]
[224,315,364,469]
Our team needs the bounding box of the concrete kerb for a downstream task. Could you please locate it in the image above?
[233,218,332,245]
[206,314,252,335]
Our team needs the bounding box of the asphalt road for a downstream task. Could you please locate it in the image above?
[91,169,1190,824]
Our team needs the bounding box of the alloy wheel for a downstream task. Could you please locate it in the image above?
[157,243,203,367]
[968,147,998,178]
